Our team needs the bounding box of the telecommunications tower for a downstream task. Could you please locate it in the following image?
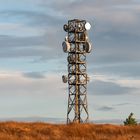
[62,19,92,124]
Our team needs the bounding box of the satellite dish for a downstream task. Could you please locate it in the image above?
[63,24,68,32]
[62,75,68,83]
[85,22,91,30]
[62,41,70,53]
[83,42,92,53]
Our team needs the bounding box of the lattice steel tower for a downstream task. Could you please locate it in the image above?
[62,19,92,124]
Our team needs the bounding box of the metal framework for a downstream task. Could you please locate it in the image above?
[62,19,92,124]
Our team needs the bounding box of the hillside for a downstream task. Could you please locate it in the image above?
[0,122,140,140]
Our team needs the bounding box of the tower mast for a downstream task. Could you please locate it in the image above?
[62,19,92,124]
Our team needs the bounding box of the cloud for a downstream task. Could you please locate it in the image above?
[97,106,115,111]
[43,0,140,23]
[91,63,140,78]
[112,103,131,107]
[0,0,140,94]
[0,10,64,60]
[0,33,63,60]
[0,23,45,36]
[0,35,50,59]
[0,10,64,27]
[41,0,140,67]
[22,72,46,79]
[0,35,47,47]
[0,0,140,66]
[88,73,140,96]
[91,74,140,87]
[88,80,137,96]
[0,70,67,118]
[0,71,65,96]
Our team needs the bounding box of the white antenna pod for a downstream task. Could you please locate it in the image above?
[62,41,70,53]
[62,75,68,83]
[83,42,92,53]
[85,22,91,30]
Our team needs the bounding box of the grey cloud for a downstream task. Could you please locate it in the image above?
[112,103,131,107]
[0,35,49,58]
[42,0,136,12]
[0,35,47,48]
[91,63,140,78]
[0,9,65,60]
[95,30,140,43]
[0,0,140,70]
[44,0,140,22]
[0,74,64,97]
[97,106,115,111]
[23,72,46,79]
[88,80,137,96]
[47,0,140,66]
[87,30,140,66]
[0,34,63,60]
[0,10,64,27]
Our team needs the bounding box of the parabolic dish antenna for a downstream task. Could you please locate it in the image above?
[62,75,68,83]
[83,42,92,53]
[85,22,91,30]
[63,24,68,32]
[62,41,70,53]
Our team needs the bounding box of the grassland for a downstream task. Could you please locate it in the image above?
[0,122,139,140]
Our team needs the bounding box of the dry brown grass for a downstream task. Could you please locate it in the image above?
[0,122,139,140]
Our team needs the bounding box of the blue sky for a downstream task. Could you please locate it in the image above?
[0,0,140,122]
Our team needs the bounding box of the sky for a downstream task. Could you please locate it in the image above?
[0,0,140,122]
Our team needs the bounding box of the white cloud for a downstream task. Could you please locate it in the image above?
[0,71,65,96]
[91,73,140,90]
[0,23,45,37]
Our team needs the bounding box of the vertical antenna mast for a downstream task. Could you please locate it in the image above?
[62,19,92,124]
